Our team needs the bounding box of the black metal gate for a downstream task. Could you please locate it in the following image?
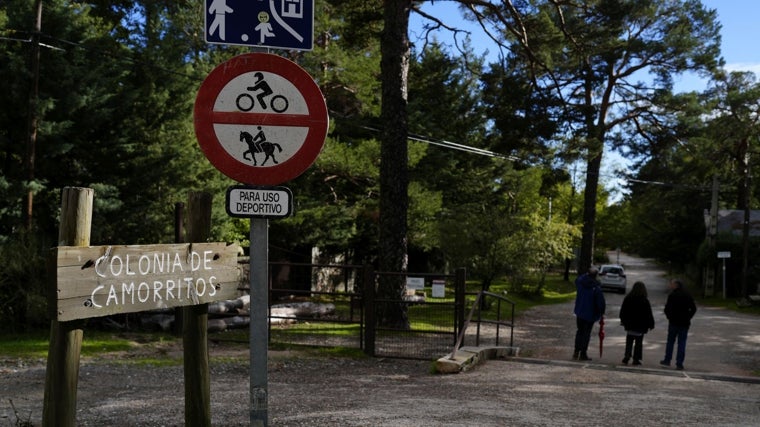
[364,269,466,360]
[263,261,466,360]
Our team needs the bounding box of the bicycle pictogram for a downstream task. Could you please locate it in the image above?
[236,72,289,113]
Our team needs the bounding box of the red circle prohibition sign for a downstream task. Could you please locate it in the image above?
[194,53,329,186]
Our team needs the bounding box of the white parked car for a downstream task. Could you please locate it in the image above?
[599,264,627,293]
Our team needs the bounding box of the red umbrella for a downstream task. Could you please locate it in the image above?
[598,315,605,358]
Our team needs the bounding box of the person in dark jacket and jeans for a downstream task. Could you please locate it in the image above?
[619,281,655,365]
[660,279,697,370]
[573,267,606,361]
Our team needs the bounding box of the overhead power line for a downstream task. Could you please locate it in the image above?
[625,177,709,191]
[356,125,520,162]
[408,132,521,161]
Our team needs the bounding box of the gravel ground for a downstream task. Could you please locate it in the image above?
[2,253,759,426]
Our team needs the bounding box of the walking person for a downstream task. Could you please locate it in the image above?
[660,279,697,370]
[573,266,606,361]
[619,281,655,366]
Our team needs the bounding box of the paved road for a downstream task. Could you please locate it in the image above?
[514,252,760,377]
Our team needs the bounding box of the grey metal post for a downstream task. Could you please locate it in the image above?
[250,218,269,425]
[722,258,727,300]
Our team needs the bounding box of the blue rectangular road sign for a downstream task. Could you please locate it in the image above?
[205,0,313,51]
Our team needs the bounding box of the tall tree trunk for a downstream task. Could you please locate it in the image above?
[580,146,602,274]
[377,0,411,328]
[24,0,42,230]
[738,141,750,298]
[579,64,602,275]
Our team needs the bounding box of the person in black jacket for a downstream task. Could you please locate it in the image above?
[619,281,655,365]
[660,279,697,370]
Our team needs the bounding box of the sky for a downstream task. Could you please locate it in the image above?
[409,0,760,201]
[410,1,760,92]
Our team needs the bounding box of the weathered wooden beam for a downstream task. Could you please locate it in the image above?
[183,192,213,427]
[42,187,92,427]
[53,242,242,321]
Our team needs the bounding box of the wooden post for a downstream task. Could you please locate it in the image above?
[173,202,185,336]
[42,187,93,427]
[183,192,212,427]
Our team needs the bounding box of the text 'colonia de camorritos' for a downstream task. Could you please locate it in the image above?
[88,250,219,309]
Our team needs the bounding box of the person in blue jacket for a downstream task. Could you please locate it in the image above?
[573,266,606,361]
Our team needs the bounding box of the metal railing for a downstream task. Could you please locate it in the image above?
[449,290,516,359]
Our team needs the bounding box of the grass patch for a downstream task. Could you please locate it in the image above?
[476,273,577,314]
[0,331,50,359]
[0,273,579,362]
[270,323,360,336]
[0,330,178,364]
[268,341,367,359]
[698,295,760,315]
[114,357,182,367]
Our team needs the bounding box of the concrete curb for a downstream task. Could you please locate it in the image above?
[508,356,760,384]
[437,348,760,384]
[434,346,520,374]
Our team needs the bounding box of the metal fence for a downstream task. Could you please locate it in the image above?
[266,262,367,351]
[263,262,467,360]
[366,270,465,359]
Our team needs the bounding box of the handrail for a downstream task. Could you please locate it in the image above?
[448,290,516,360]
[447,291,483,359]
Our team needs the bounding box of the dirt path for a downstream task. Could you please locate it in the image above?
[2,253,759,426]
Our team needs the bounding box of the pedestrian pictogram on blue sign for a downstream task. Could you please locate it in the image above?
[205,0,314,51]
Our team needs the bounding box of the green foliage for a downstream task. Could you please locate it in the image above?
[0,0,736,333]
[469,0,722,271]
[440,167,578,292]
[0,231,50,332]
[624,71,760,268]
[595,201,635,251]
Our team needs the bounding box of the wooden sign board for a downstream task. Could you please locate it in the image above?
[53,242,243,321]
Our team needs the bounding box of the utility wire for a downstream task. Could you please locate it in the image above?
[625,177,709,191]
[408,132,521,161]
[356,124,520,161]
[2,28,206,82]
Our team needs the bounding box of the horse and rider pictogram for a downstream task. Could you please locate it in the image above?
[240,127,282,166]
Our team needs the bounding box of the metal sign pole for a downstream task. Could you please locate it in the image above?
[722,258,727,300]
[250,217,268,425]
